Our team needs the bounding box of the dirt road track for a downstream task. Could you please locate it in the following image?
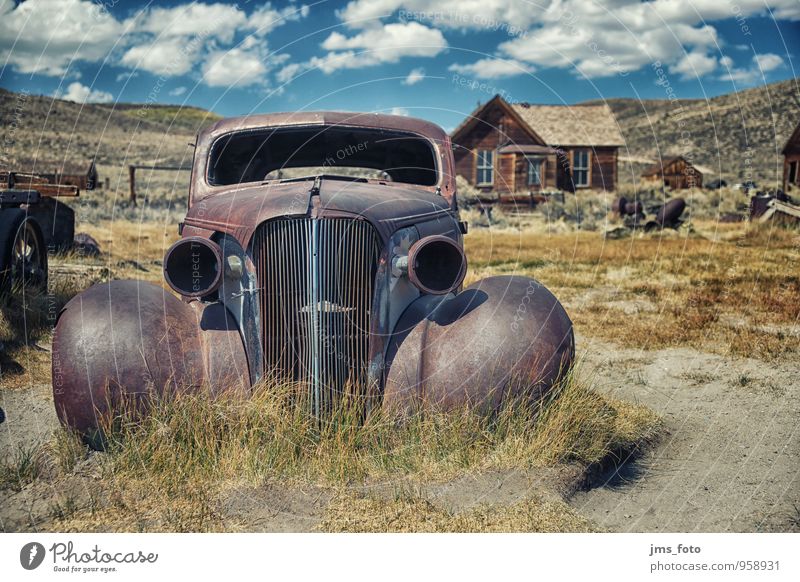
[572,339,800,532]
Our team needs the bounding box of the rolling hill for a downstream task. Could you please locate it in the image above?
[2,78,799,189]
[595,78,800,186]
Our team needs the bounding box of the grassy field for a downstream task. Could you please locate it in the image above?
[1,204,798,532]
[464,220,800,360]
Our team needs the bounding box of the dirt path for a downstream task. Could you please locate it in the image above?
[571,337,800,532]
[0,381,59,464]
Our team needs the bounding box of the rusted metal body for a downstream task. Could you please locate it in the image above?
[654,198,686,227]
[384,276,573,413]
[1,169,87,292]
[750,192,800,224]
[53,111,574,439]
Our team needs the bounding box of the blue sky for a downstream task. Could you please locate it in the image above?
[1,0,798,131]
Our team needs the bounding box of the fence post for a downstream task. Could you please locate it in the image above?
[128,165,136,206]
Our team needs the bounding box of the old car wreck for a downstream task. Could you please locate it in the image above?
[52,112,575,442]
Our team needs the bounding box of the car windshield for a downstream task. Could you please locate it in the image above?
[208,126,438,187]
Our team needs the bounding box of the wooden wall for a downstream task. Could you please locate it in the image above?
[642,158,702,189]
[453,102,544,195]
[783,130,800,192]
[453,103,620,194]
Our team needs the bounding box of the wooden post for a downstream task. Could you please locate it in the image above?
[128,165,136,206]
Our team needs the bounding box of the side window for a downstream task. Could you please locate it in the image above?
[789,161,798,185]
[572,149,590,187]
[476,150,494,185]
[526,157,542,186]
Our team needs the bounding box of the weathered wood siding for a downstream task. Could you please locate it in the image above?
[452,102,544,194]
[589,147,618,191]
[453,102,620,193]
[642,157,702,189]
[783,129,800,191]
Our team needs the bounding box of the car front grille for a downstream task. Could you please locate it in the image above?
[252,217,381,414]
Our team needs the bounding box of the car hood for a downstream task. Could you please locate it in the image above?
[183,177,454,245]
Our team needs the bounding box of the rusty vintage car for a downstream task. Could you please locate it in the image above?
[52,112,574,439]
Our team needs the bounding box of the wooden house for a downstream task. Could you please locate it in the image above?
[450,95,624,202]
[783,121,800,192]
[641,156,703,190]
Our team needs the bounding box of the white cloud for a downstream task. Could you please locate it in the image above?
[309,21,446,73]
[120,36,202,77]
[339,0,539,31]
[121,2,308,79]
[403,67,426,85]
[54,81,113,104]
[0,0,310,90]
[276,62,304,84]
[116,71,139,82]
[336,0,800,79]
[169,86,187,97]
[719,53,785,85]
[754,53,784,72]
[670,51,718,79]
[0,0,124,75]
[389,107,410,116]
[202,47,268,88]
[449,58,529,79]
[247,3,310,35]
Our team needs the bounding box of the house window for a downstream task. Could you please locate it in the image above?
[572,149,590,187]
[526,157,542,186]
[476,150,494,185]
[790,161,798,185]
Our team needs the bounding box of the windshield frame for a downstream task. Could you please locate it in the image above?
[205,124,442,189]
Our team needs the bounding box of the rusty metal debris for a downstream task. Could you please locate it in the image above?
[750,190,800,225]
[612,196,686,232]
[52,111,575,443]
[1,169,87,293]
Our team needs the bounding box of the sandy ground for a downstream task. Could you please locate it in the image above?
[572,337,799,532]
[1,336,798,532]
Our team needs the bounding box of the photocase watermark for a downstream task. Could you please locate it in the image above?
[510,279,540,332]
[398,9,528,38]
[90,0,121,20]
[451,73,518,104]
[20,542,46,570]
[557,9,629,77]
[0,89,28,170]
[731,3,752,37]
[20,540,159,573]
[322,140,369,168]
[281,139,372,215]
[651,60,699,187]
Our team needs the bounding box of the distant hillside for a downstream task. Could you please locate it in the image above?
[0,88,221,169]
[593,78,800,186]
[2,79,799,188]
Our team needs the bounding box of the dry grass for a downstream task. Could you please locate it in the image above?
[37,370,658,531]
[14,208,793,531]
[321,491,598,532]
[464,219,800,359]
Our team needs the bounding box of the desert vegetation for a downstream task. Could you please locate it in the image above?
[2,205,798,531]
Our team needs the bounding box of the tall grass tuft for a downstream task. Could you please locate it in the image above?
[99,369,661,489]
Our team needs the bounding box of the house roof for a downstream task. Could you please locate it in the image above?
[450,95,625,148]
[641,156,705,177]
[450,95,547,146]
[510,102,625,147]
